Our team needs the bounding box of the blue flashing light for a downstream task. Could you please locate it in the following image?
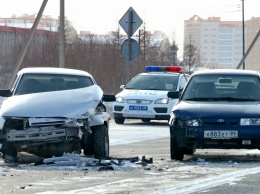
[145,66,160,71]
[145,66,182,72]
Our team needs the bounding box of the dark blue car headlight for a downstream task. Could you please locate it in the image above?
[185,119,202,127]
[169,113,176,126]
[177,119,202,127]
[169,113,202,127]
[240,118,260,125]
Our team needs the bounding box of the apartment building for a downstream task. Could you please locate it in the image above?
[184,15,260,70]
[0,14,59,32]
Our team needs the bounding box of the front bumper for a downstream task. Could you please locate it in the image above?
[6,127,78,142]
[113,100,175,120]
[114,113,170,120]
[171,125,260,149]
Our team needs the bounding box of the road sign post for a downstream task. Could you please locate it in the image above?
[127,11,132,84]
[119,7,143,84]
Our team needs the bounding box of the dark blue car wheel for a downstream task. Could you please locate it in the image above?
[170,137,184,160]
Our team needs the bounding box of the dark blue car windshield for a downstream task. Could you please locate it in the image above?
[182,74,260,101]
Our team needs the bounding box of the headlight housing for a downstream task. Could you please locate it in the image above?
[169,113,201,127]
[169,113,176,126]
[87,103,106,116]
[177,118,202,127]
[155,98,169,104]
[240,118,260,125]
[87,108,95,116]
[116,96,125,103]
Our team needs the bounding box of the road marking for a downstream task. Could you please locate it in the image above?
[157,166,260,194]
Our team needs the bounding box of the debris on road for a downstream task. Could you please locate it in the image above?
[34,155,153,170]
[197,158,205,162]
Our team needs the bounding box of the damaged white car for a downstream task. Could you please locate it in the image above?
[0,67,115,162]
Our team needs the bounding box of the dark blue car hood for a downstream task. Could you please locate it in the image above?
[173,100,260,120]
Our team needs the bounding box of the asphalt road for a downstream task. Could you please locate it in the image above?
[1,120,260,194]
[192,172,260,194]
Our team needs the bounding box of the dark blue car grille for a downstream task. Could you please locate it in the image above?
[203,122,237,126]
[203,119,238,127]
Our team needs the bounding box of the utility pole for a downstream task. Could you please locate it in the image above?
[59,0,65,68]
[236,29,260,69]
[138,29,141,63]
[117,26,120,53]
[188,34,192,74]
[8,0,48,88]
[143,24,146,61]
[242,0,245,69]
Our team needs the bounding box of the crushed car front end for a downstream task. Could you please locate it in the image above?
[170,101,260,150]
[0,67,114,162]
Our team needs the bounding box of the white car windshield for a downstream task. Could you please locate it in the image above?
[182,74,260,101]
[15,74,94,95]
[125,75,179,91]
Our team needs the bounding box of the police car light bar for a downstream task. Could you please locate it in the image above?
[145,66,182,72]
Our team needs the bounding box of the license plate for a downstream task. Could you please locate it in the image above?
[129,106,148,111]
[204,130,238,139]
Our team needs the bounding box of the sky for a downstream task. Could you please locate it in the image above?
[0,0,259,55]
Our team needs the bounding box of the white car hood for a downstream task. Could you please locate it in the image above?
[0,85,103,118]
[117,89,168,100]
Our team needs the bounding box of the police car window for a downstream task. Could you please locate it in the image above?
[179,76,186,90]
[164,76,178,90]
[126,75,178,91]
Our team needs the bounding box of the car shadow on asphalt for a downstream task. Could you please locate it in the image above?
[120,120,169,126]
[183,149,260,163]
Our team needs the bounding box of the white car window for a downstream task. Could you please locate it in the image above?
[15,74,94,95]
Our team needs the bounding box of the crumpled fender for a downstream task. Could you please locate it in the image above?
[0,85,105,129]
[89,112,110,126]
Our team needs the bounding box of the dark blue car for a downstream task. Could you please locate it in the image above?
[167,69,260,160]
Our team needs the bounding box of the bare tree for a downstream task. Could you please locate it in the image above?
[182,43,204,74]
[170,40,179,66]
[139,23,152,61]
[65,21,79,44]
[0,21,182,94]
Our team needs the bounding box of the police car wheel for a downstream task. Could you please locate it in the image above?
[114,117,125,124]
[170,138,184,160]
[141,119,151,123]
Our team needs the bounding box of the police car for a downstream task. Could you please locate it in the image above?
[113,66,190,124]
